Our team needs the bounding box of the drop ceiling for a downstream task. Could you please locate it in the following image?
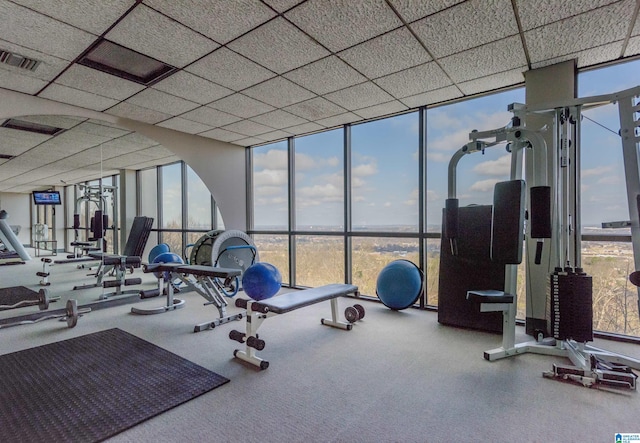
[0,0,638,192]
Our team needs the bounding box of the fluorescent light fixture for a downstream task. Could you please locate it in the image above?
[77,39,177,86]
[1,118,65,136]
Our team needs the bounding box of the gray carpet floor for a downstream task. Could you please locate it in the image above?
[1,250,639,442]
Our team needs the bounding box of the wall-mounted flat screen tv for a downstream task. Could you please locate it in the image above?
[33,191,61,205]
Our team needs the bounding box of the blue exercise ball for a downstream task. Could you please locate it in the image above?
[152,252,183,279]
[376,260,423,310]
[149,243,170,264]
[242,262,282,301]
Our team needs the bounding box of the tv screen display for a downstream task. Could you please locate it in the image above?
[33,191,61,205]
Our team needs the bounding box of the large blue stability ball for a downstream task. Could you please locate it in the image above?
[149,243,170,264]
[242,262,282,301]
[152,251,183,279]
[376,260,423,310]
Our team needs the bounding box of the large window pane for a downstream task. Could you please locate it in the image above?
[160,163,183,255]
[252,141,288,230]
[351,112,419,232]
[139,167,158,260]
[295,235,343,287]
[295,129,343,231]
[426,88,525,232]
[352,237,419,297]
[252,234,289,285]
[186,165,212,230]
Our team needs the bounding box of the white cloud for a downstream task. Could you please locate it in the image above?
[253,148,287,169]
[384,201,392,207]
[253,169,287,187]
[597,175,621,185]
[582,165,614,177]
[426,189,439,202]
[473,154,511,176]
[470,178,500,192]
[352,162,377,177]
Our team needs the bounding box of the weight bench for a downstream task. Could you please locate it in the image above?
[231,283,360,370]
[135,263,243,332]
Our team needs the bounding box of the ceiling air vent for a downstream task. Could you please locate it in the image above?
[77,39,177,86]
[0,50,40,72]
[1,119,65,136]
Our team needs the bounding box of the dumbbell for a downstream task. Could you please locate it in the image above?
[0,299,91,329]
[344,304,365,323]
[0,288,60,311]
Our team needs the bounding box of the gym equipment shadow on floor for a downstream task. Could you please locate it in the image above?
[0,328,229,442]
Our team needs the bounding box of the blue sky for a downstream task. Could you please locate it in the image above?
[239,59,640,230]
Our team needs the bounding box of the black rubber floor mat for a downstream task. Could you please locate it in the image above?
[0,328,229,442]
[0,285,39,307]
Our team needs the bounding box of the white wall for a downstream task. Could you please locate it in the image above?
[0,192,31,245]
[0,88,247,233]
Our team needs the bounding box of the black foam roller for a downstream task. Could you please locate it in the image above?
[530,186,551,239]
[491,180,525,264]
[444,198,459,239]
[92,210,103,239]
[73,214,80,229]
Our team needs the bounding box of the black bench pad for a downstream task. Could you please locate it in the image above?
[175,265,241,278]
[89,252,141,266]
[466,289,514,304]
[253,284,358,314]
[143,263,185,273]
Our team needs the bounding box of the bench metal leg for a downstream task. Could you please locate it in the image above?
[320,298,352,330]
[131,275,185,315]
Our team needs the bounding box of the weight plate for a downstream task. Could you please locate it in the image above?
[66,299,78,328]
[353,304,365,320]
[38,288,50,311]
[345,306,359,323]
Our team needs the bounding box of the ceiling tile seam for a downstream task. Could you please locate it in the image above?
[259,0,308,15]
[31,1,142,97]
[531,39,634,68]
[510,0,532,70]
[140,3,227,46]
[209,94,313,123]
[618,0,640,58]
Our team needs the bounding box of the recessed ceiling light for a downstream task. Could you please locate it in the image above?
[77,39,177,86]
[1,118,65,136]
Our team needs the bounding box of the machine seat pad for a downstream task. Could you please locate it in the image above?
[466,289,514,304]
[95,254,142,267]
[253,284,358,314]
[174,264,241,279]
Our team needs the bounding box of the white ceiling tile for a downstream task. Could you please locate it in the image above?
[106,4,218,68]
[185,47,276,91]
[263,0,304,12]
[152,72,233,105]
[516,0,621,31]
[18,115,85,129]
[439,36,527,83]
[338,27,431,79]
[199,128,245,142]
[525,1,632,64]
[55,64,145,100]
[410,0,518,58]
[250,110,307,129]
[625,36,640,57]
[282,121,325,135]
[38,84,120,111]
[374,62,452,98]
[353,100,409,119]
[0,70,48,94]
[114,132,159,148]
[0,38,71,81]
[126,89,200,115]
[286,0,403,52]
[315,112,361,128]
[181,106,242,127]
[142,146,174,157]
[399,85,463,108]
[229,17,330,74]
[258,129,292,142]
[232,136,264,146]
[72,121,130,138]
[157,117,214,134]
[324,82,394,110]
[144,0,276,44]
[221,120,273,137]
[105,101,173,124]
[242,76,316,108]
[0,1,97,61]
[457,68,526,95]
[284,56,367,95]
[283,97,347,120]
[11,0,136,35]
[532,41,625,69]
[209,94,275,118]
[388,0,464,23]
[44,130,111,151]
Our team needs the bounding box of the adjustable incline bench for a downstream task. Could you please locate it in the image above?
[136,263,243,332]
[231,283,360,370]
